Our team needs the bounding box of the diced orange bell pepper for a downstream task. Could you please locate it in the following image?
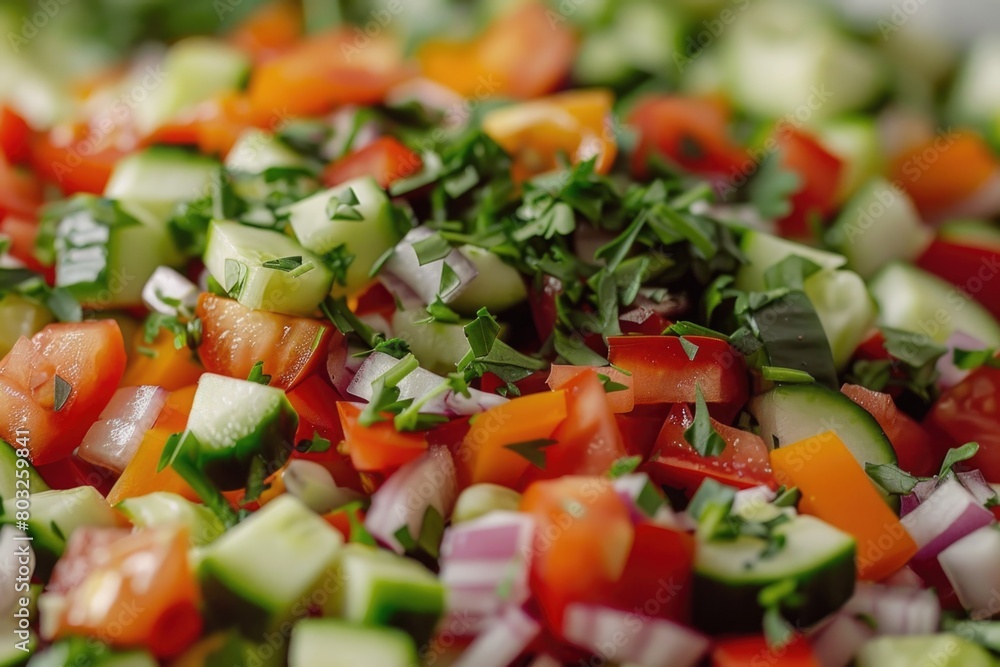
[889,131,998,215]
[120,328,203,391]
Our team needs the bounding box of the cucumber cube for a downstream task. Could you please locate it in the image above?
[104,147,221,221]
[289,620,419,667]
[116,492,225,546]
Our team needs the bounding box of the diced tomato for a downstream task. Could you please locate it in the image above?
[0,107,31,164]
[0,321,126,464]
[618,301,674,336]
[227,2,302,61]
[196,293,331,390]
[455,390,568,489]
[286,375,362,493]
[248,30,412,118]
[890,131,998,216]
[521,369,627,483]
[771,127,843,238]
[842,384,938,476]
[418,2,575,100]
[628,95,747,179]
[0,216,52,279]
[322,136,422,189]
[36,457,116,496]
[121,328,203,391]
[712,636,820,667]
[482,89,617,182]
[607,335,749,423]
[528,274,562,344]
[646,403,775,493]
[49,526,202,658]
[31,126,126,195]
[0,156,43,221]
[606,523,694,623]
[146,93,267,158]
[615,403,672,459]
[547,365,634,414]
[917,237,1000,321]
[926,366,1000,482]
[353,282,397,322]
[338,402,428,473]
[520,476,634,638]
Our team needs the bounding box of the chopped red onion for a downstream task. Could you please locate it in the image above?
[844,582,940,635]
[563,604,709,667]
[900,478,939,517]
[810,613,876,667]
[450,606,540,667]
[439,511,535,634]
[78,386,168,474]
[881,566,925,589]
[365,445,457,554]
[939,524,1000,619]
[957,470,999,507]
[937,331,984,390]
[348,351,507,416]
[326,332,362,397]
[901,476,994,559]
[141,266,199,315]
[380,226,478,306]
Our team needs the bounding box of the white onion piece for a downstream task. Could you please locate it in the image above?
[901,476,994,558]
[612,473,668,522]
[78,386,168,474]
[939,524,1000,619]
[450,606,540,667]
[811,613,876,667]
[937,330,985,390]
[365,445,457,554]
[563,604,709,667]
[439,511,535,634]
[326,334,364,398]
[380,226,478,305]
[141,266,199,315]
[733,485,778,514]
[323,105,378,161]
[386,78,465,123]
[282,460,362,514]
[0,526,34,618]
[348,351,507,416]
[843,582,940,635]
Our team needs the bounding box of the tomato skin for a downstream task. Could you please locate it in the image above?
[286,375,363,493]
[646,403,776,493]
[322,136,423,189]
[31,127,125,195]
[337,402,428,473]
[0,157,43,221]
[842,383,938,476]
[0,107,31,164]
[712,636,820,667]
[196,293,331,390]
[628,95,747,179]
[608,523,694,623]
[772,127,843,238]
[0,320,126,464]
[608,335,749,423]
[926,366,1000,482]
[917,238,1000,321]
[615,403,673,459]
[520,476,635,638]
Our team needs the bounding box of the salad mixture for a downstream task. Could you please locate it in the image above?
[2,0,1000,665]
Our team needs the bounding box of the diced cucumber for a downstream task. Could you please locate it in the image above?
[750,383,896,467]
[133,38,251,138]
[199,495,343,635]
[54,201,182,308]
[0,440,49,501]
[0,295,53,358]
[694,515,855,634]
[203,220,334,317]
[289,620,419,667]
[734,228,846,292]
[391,308,471,375]
[948,37,1000,131]
[856,635,993,667]
[802,269,878,368]
[116,492,225,546]
[184,373,297,490]
[815,118,884,202]
[870,262,1000,346]
[328,544,445,646]
[449,246,528,314]
[719,0,885,119]
[168,632,283,667]
[0,631,32,666]
[938,219,1000,248]
[827,179,932,279]
[287,177,401,296]
[104,147,220,221]
[225,129,309,175]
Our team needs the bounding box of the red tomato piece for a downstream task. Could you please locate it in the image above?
[772,127,843,238]
[196,293,331,391]
[926,366,1000,482]
[842,384,938,476]
[607,335,749,423]
[0,156,43,221]
[286,375,362,493]
[547,365,634,414]
[337,402,428,473]
[0,107,31,164]
[917,238,1000,322]
[607,523,694,624]
[31,126,126,195]
[322,136,422,189]
[0,216,52,279]
[615,403,673,459]
[712,636,820,667]
[0,320,126,464]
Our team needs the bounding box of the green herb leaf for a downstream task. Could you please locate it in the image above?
[679,336,699,361]
[761,366,815,384]
[685,384,727,457]
[882,328,947,368]
[412,232,452,266]
[763,255,823,292]
[394,505,446,559]
[373,337,411,360]
[326,189,364,221]
[954,348,1000,370]
[463,307,502,356]
[53,375,71,412]
[261,256,304,272]
[246,361,272,386]
[597,374,629,393]
[607,455,642,479]
[296,432,333,454]
[241,455,270,506]
[321,244,355,287]
[224,259,248,298]
[940,442,980,477]
[864,462,920,495]
[503,439,557,470]
[749,154,803,220]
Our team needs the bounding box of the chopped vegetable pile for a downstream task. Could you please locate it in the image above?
[3,0,1000,665]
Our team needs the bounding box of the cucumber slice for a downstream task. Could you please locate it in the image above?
[116,492,225,546]
[203,220,334,317]
[734,228,846,292]
[856,635,993,667]
[948,37,1000,130]
[104,147,220,221]
[328,544,445,646]
[870,262,1000,346]
[802,269,878,369]
[815,118,884,202]
[289,620,419,667]
[448,245,527,314]
[133,38,250,138]
[827,179,932,279]
[0,295,53,358]
[286,177,401,296]
[750,383,896,467]
[0,440,49,501]
[694,515,855,635]
[185,373,297,490]
[391,308,471,375]
[225,129,309,175]
[199,495,343,635]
